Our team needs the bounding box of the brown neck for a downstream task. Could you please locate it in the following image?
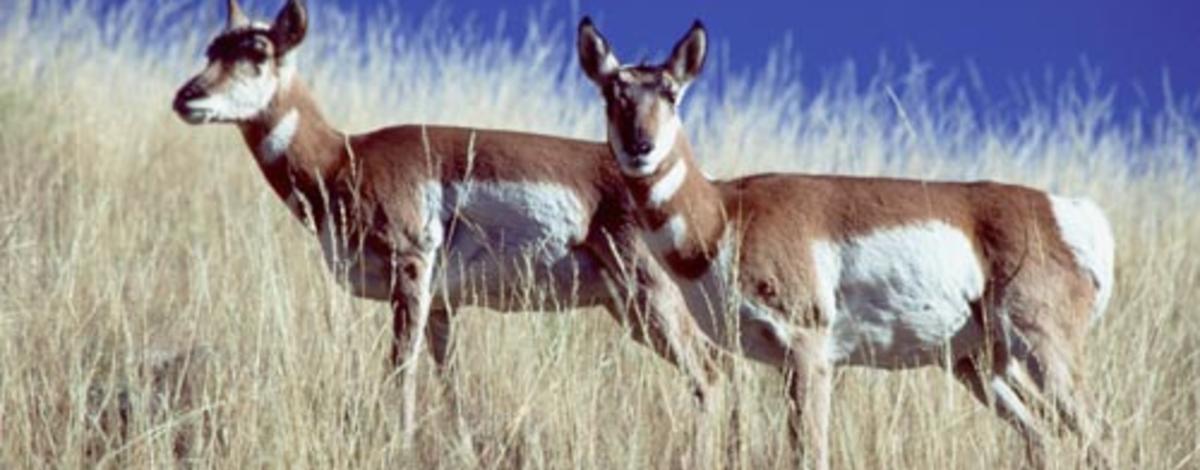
[625,132,727,279]
[237,78,346,206]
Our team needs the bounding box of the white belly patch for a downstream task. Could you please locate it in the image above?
[817,221,986,368]
[316,181,593,305]
[436,181,593,306]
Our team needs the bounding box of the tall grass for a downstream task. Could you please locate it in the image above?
[2,0,1198,468]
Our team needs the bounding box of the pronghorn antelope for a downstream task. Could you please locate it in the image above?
[172,0,718,440]
[578,18,1116,468]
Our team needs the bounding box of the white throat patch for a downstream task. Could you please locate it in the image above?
[261,109,299,164]
[648,158,687,207]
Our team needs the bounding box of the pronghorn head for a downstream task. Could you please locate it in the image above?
[578,17,707,177]
[173,0,308,124]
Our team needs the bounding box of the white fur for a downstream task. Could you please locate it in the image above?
[648,158,687,207]
[818,221,986,368]
[185,69,278,122]
[610,113,681,177]
[435,180,592,306]
[278,52,297,91]
[598,52,620,77]
[643,214,688,254]
[990,375,1037,426]
[810,241,842,327]
[649,220,987,369]
[1049,195,1115,324]
[319,179,607,309]
[419,181,446,252]
[260,109,299,163]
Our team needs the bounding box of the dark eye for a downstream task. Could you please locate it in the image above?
[242,39,270,62]
[659,88,677,104]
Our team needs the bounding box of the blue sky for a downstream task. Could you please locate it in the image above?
[317,0,1196,117]
[148,0,1197,119]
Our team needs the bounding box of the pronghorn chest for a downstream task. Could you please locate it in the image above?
[314,192,394,300]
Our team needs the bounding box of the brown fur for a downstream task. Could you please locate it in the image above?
[579,16,1113,469]
[173,1,723,453]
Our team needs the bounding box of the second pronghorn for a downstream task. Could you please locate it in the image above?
[578,17,1115,469]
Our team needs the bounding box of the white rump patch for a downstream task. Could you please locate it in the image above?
[260,109,299,163]
[1049,195,1115,324]
[648,158,687,207]
[817,221,987,368]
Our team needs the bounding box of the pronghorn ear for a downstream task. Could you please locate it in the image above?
[577,16,620,85]
[226,0,250,30]
[270,0,308,56]
[666,20,707,85]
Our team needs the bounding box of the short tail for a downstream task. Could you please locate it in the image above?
[1049,196,1115,325]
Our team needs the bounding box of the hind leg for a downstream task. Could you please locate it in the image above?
[953,357,1049,467]
[1012,331,1114,469]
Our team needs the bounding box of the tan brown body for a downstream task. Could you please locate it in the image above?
[173,0,717,448]
[578,17,1115,469]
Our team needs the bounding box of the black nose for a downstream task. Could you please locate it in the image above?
[629,140,653,155]
[173,81,205,113]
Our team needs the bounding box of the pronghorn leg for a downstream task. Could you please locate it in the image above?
[784,331,832,470]
[1016,334,1114,469]
[952,357,1048,468]
[425,308,461,410]
[601,251,723,467]
[720,352,739,470]
[627,275,724,469]
[425,308,453,372]
[425,308,455,378]
[596,244,719,404]
[390,252,437,451]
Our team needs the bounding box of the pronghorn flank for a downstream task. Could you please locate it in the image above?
[172,0,719,440]
[579,18,1115,469]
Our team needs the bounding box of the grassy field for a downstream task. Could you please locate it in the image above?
[2,1,1198,468]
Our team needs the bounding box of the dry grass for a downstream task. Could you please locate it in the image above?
[2,1,1198,468]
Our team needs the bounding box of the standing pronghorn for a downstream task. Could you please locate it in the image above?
[578,18,1116,469]
[171,0,719,444]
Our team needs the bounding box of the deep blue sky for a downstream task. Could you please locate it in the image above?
[321,0,1197,116]
[164,0,1196,118]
